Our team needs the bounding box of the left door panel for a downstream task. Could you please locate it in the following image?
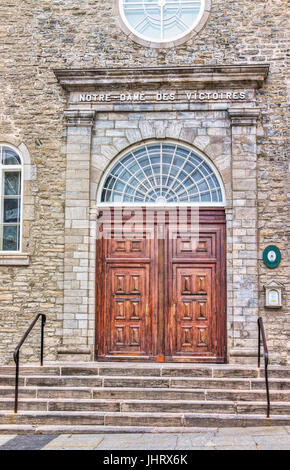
[96,233,156,361]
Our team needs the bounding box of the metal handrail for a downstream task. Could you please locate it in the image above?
[258,317,270,418]
[13,314,46,414]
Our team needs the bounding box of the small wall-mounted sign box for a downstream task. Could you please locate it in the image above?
[264,280,284,308]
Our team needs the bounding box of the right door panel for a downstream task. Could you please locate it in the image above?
[166,214,226,362]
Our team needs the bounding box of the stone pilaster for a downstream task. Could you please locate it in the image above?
[228,108,260,363]
[58,110,95,361]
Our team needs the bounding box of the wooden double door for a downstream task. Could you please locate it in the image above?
[96,208,226,363]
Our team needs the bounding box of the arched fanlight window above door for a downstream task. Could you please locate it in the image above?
[99,141,225,206]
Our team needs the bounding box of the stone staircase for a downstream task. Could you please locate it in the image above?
[0,363,290,434]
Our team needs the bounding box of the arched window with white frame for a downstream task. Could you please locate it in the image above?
[98,141,225,206]
[0,145,22,252]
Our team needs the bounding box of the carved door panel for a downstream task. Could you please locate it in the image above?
[171,266,215,357]
[108,267,149,355]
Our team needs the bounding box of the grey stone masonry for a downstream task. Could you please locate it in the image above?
[228,109,260,363]
[60,110,96,361]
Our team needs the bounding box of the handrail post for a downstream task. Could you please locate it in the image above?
[13,313,46,414]
[257,317,271,419]
[14,351,19,414]
[258,318,261,368]
[40,314,46,366]
[265,352,270,418]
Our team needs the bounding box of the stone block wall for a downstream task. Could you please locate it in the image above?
[0,0,288,364]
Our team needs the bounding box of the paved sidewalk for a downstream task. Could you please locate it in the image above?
[0,427,289,450]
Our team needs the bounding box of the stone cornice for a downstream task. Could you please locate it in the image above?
[228,108,260,126]
[54,65,269,92]
[64,110,95,127]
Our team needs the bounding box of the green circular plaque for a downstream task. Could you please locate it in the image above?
[263,245,281,269]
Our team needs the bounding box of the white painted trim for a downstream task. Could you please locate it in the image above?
[0,143,23,254]
[118,0,207,48]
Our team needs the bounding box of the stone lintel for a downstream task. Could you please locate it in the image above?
[54,65,269,92]
[64,110,95,127]
[228,108,260,126]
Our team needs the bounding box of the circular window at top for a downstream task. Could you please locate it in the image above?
[117,0,211,48]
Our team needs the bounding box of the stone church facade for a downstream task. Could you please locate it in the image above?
[0,1,289,366]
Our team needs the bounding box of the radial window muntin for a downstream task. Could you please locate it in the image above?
[98,141,225,207]
[117,0,209,48]
[0,144,23,252]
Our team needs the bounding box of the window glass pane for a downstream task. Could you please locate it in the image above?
[201,162,212,176]
[191,169,203,182]
[211,190,218,202]
[198,181,209,193]
[107,176,116,190]
[201,192,211,202]
[3,225,20,251]
[126,187,134,195]
[110,163,122,176]
[127,161,139,173]
[115,181,125,192]
[4,198,21,223]
[212,175,220,187]
[2,147,21,165]
[119,169,131,181]
[4,172,21,196]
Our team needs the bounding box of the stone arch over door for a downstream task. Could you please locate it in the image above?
[94,139,227,362]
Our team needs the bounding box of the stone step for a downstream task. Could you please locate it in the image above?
[0,386,93,399]
[1,385,289,402]
[0,398,289,415]
[0,387,38,398]
[204,389,290,402]
[2,385,290,401]
[0,410,290,427]
[0,398,119,412]
[0,376,102,388]
[99,376,290,391]
[1,420,290,435]
[0,398,233,413]
[91,387,290,402]
[0,364,289,378]
[0,376,25,386]
[251,379,290,391]
[0,367,61,377]
[0,425,223,434]
[0,375,289,390]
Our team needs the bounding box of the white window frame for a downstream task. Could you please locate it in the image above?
[116,0,211,48]
[97,139,226,207]
[0,144,23,253]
